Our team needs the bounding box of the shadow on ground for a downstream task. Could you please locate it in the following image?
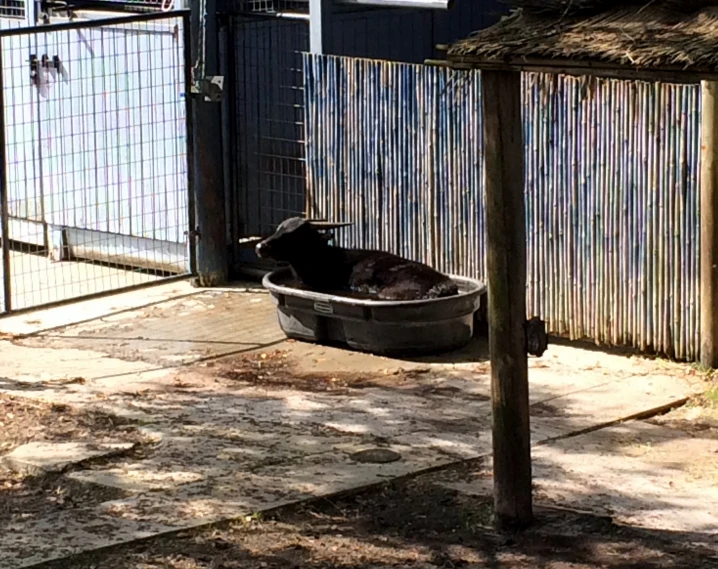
[30,474,718,569]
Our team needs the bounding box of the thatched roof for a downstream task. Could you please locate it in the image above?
[446,1,718,77]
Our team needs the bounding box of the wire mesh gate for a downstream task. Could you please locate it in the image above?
[0,11,193,313]
[224,3,309,272]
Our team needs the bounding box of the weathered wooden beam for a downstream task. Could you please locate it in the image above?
[701,81,718,369]
[482,69,533,529]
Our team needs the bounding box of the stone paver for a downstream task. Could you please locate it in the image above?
[2,441,135,475]
[435,421,718,542]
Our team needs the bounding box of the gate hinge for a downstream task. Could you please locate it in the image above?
[525,316,549,357]
[190,76,224,102]
[185,227,201,241]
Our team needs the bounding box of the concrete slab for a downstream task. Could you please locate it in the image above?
[2,508,178,568]
[436,421,718,541]
[0,341,162,388]
[0,278,199,336]
[1,357,705,569]
[2,441,135,474]
[13,290,285,367]
[67,468,206,493]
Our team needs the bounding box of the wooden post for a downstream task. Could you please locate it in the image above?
[701,81,718,369]
[481,69,533,529]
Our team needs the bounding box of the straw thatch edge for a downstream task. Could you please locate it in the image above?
[447,3,718,74]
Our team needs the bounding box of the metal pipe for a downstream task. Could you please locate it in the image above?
[183,11,197,276]
[219,16,235,276]
[234,11,310,20]
[0,41,11,313]
[310,0,332,54]
[0,275,192,321]
[335,0,454,9]
[0,10,189,36]
[43,0,167,14]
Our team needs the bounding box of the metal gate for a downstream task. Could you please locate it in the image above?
[224,3,309,272]
[0,10,193,313]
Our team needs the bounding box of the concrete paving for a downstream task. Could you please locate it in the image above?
[3,441,136,475]
[435,420,718,540]
[0,279,712,568]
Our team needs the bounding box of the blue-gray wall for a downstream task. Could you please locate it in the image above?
[331,1,504,63]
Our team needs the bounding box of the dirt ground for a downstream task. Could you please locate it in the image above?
[31,466,718,569]
[2,350,717,569]
[0,394,147,528]
[649,385,718,437]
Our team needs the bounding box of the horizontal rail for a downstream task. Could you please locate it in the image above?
[0,9,188,36]
[234,10,310,20]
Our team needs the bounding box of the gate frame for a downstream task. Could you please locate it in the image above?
[224,9,311,278]
[0,10,196,316]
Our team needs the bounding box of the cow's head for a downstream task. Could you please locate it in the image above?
[255,217,351,262]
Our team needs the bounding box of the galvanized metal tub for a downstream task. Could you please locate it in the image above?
[262,267,487,356]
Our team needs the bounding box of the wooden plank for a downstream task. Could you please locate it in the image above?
[482,69,533,528]
[701,81,718,368]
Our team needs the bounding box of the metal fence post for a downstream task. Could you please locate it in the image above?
[219,16,235,266]
[309,0,333,54]
[183,12,197,276]
[190,0,228,286]
[0,38,12,313]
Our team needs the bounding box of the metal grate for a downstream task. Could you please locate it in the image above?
[0,0,25,19]
[227,16,308,269]
[0,13,192,313]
